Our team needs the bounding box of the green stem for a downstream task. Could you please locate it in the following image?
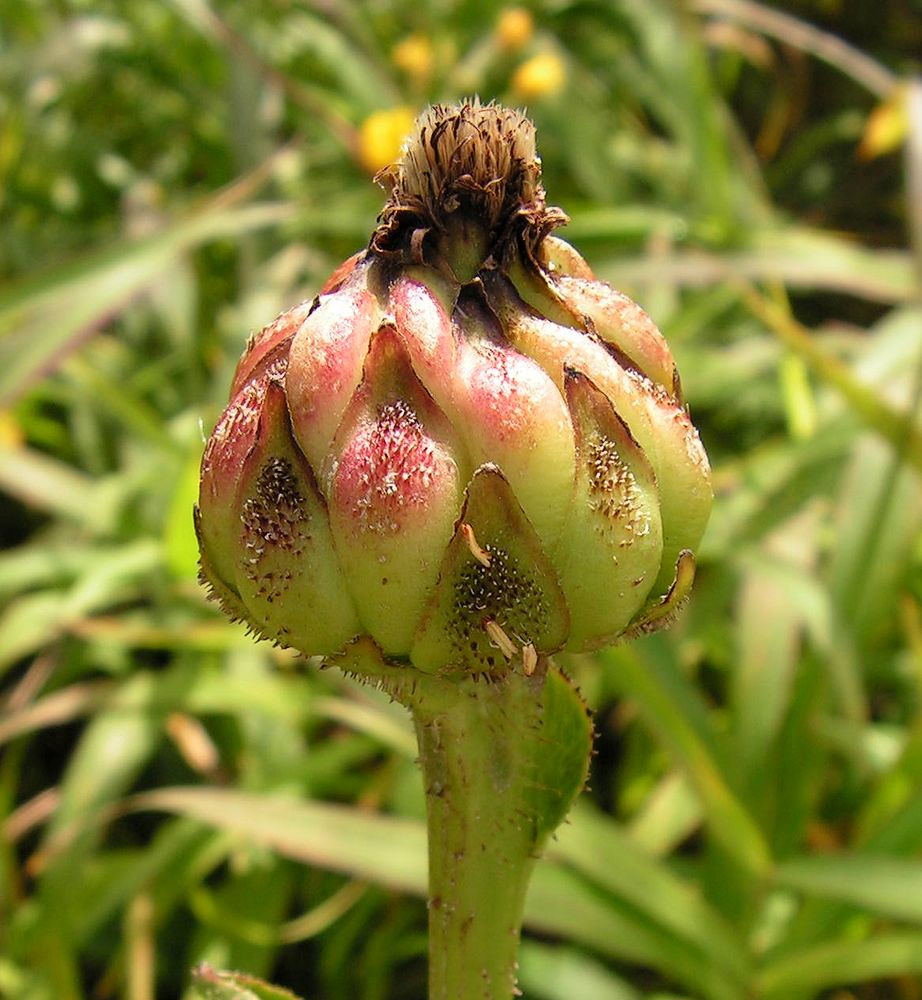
[406,662,592,1000]
[332,640,592,999]
[414,685,533,998]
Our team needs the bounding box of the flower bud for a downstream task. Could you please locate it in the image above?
[197,100,712,674]
[327,324,464,655]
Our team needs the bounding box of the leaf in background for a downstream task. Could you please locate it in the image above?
[743,291,922,472]
[757,931,922,996]
[131,787,427,896]
[43,671,164,844]
[0,539,164,676]
[732,516,867,794]
[166,446,208,580]
[564,205,688,245]
[128,787,740,997]
[601,642,772,876]
[189,861,295,983]
[828,434,922,645]
[278,12,400,115]
[32,822,228,953]
[776,854,922,923]
[550,801,750,988]
[0,201,291,406]
[732,552,808,784]
[518,942,642,1000]
[0,442,97,522]
[192,964,305,1000]
[626,771,702,857]
[0,679,112,747]
[610,0,745,227]
[598,227,916,305]
[0,592,73,678]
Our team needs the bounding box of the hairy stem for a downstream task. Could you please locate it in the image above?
[408,662,592,1000]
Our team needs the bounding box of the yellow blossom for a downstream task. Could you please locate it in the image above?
[392,33,435,85]
[511,51,566,101]
[0,411,23,448]
[357,106,417,175]
[496,7,534,52]
[858,83,908,160]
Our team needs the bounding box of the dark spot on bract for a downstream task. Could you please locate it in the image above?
[239,457,309,602]
[449,544,547,671]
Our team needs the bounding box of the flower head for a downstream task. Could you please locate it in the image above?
[511,51,566,100]
[197,101,711,675]
[357,106,417,175]
[496,7,535,52]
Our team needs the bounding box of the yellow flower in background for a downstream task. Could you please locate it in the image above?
[496,7,534,52]
[858,83,908,160]
[0,411,22,448]
[511,51,566,100]
[392,33,435,86]
[357,106,417,174]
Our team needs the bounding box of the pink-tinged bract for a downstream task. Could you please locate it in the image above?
[196,100,712,673]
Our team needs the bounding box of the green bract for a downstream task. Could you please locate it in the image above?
[196,101,712,675]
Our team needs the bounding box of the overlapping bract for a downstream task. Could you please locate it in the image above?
[197,242,710,673]
[197,103,711,675]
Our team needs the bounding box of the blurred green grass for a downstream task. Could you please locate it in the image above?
[1,1,921,998]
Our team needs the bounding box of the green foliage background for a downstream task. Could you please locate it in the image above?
[2,1,922,998]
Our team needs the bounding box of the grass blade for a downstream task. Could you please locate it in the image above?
[0,201,291,405]
[758,932,922,996]
[776,854,922,923]
[601,643,772,876]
